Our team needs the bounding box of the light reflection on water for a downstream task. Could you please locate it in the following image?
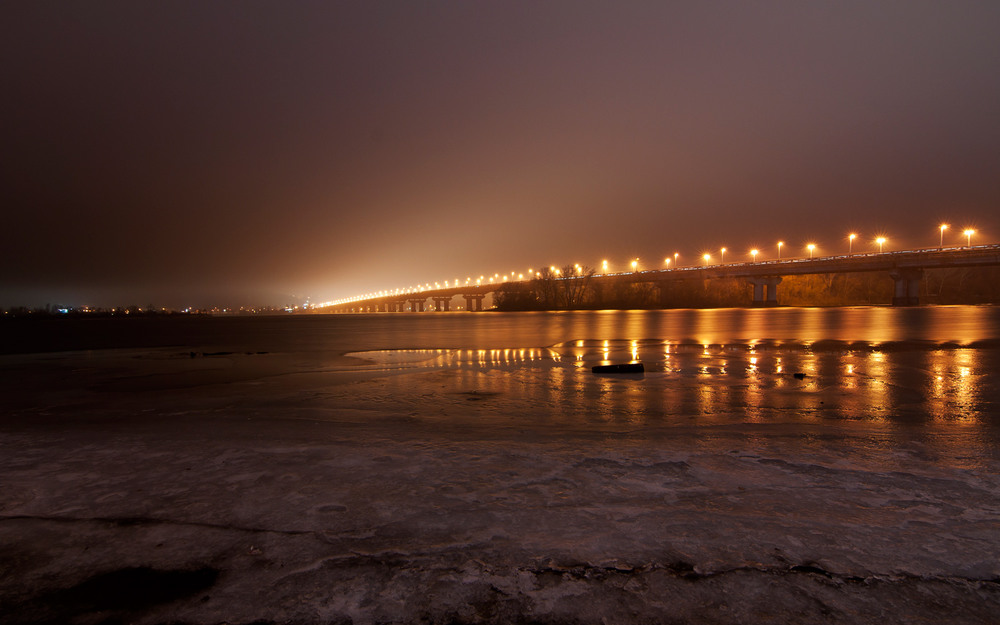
[356,341,996,423]
[335,307,1000,461]
[274,305,1000,355]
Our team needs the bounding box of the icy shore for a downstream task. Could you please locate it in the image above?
[2,345,999,624]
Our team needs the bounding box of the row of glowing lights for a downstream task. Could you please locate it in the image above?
[692,225,976,265]
[321,264,588,306]
[321,225,978,307]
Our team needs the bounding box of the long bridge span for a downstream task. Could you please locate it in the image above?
[317,244,1000,313]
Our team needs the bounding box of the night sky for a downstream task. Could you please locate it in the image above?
[3,1,999,308]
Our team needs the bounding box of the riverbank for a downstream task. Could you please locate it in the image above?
[2,339,999,623]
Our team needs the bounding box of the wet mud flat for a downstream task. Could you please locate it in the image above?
[2,344,1000,624]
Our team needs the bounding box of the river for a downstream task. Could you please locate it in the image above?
[2,306,999,623]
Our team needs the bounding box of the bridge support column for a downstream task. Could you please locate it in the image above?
[655,283,670,308]
[463,294,486,311]
[432,297,451,312]
[407,298,426,312]
[765,277,782,306]
[890,268,923,306]
[749,277,782,306]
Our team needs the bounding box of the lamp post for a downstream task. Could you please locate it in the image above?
[964,228,975,247]
[750,249,759,262]
[939,224,949,249]
[777,241,784,260]
[674,252,679,267]
[631,259,638,272]
[848,233,856,255]
[876,237,886,253]
[602,260,608,273]
[720,247,727,263]
[807,243,816,259]
[703,253,711,265]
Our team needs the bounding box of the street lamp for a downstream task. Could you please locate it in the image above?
[602,260,608,273]
[939,224,949,249]
[720,247,727,263]
[664,257,671,267]
[848,233,857,255]
[777,241,784,260]
[674,252,679,267]
[750,249,759,262]
[807,243,816,258]
[876,237,887,253]
[703,253,711,265]
[964,228,975,247]
[631,259,638,272]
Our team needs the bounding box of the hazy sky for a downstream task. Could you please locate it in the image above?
[3,1,999,307]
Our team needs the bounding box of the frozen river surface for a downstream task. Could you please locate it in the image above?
[1,307,1000,624]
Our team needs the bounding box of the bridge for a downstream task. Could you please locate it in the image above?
[317,244,1000,313]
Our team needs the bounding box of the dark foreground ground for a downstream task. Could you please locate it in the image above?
[2,345,999,624]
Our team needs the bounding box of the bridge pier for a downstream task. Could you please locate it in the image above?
[463,294,486,311]
[407,298,426,312]
[890,268,923,306]
[749,277,782,307]
[655,283,670,307]
[432,296,451,312]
